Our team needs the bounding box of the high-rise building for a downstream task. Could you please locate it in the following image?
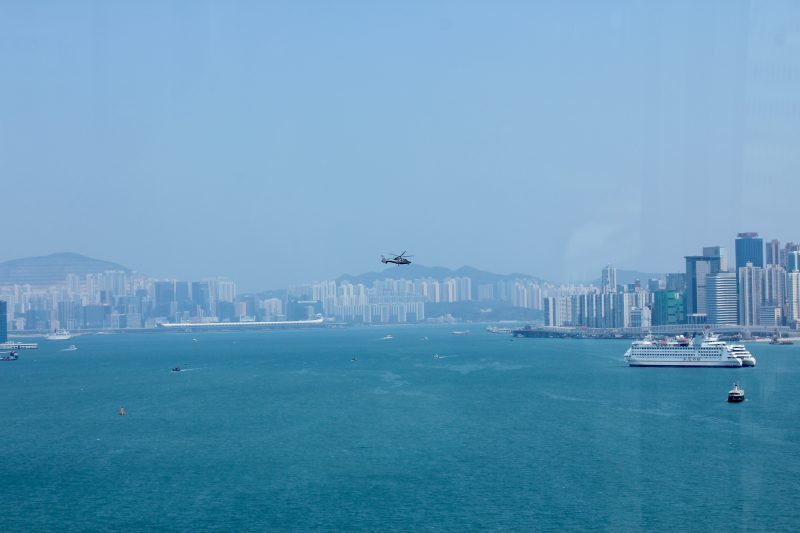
[477,284,494,301]
[685,256,721,315]
[191,281,211,315]
[153,281,175,317]
[738,262,763,327]
[780,243,800,270]
[0,299,7,343]
[217,280,236,303]
[665,273,686,292]
[652,291,685,326]
[629,307,651,329]
[735,232,764,270]
[175,281,190,313]
[601,265,617,294]
[765,239,781,266]
[788,251,800,273]
[543,297,558,326]
[57,301,82,331]
[763,265,786,309]
[702,246,728,272]
[457,277,472,301]
[787,272,800,326]
[705,272,738,325]
[760,306,782,327]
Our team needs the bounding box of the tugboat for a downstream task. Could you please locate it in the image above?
[769,329,793,345]
[728,383,745,403]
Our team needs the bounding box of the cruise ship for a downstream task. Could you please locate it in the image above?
[624,331,746,367]
[727,343,757,367]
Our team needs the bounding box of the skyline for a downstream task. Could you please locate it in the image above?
[0,229,797,292]
[2,2,800,290]
[0,227,793,291]
[3,228,800,332]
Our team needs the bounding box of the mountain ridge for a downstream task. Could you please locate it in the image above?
[335,264,546,286]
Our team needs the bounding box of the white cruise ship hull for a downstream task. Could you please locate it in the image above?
[627,358,742,367]
[624,345,744,367]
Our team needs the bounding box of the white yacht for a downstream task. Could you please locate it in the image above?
[624,331,743,367]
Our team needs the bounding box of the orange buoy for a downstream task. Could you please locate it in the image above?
[119,407,125,416]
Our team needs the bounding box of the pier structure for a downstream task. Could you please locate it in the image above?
[513,324,793,339]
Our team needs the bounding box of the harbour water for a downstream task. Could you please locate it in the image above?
[1,326,799,531]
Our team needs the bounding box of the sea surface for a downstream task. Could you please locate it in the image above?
[1,326,799,532]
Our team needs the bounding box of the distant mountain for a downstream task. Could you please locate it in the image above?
[336,264,545,286]
[588,269,665,287]
[0,252,131,286]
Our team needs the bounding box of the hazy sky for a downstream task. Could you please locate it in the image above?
[2,1,799,290]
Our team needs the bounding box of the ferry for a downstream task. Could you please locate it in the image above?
[46,329,72,340]
[727,343,756,367]
[624,331,743,367]
[728,383,745,403]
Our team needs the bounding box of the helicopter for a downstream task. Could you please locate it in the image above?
[381,251,413,265]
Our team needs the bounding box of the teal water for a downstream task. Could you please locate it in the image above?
[1,327,799,531]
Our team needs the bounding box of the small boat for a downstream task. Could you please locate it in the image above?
[171,367,182,372]
[351,357,358,363]
[728,383,745,403]
[380,335,393,340]
[62,345,78,352]
[433,353,440,360]
[119,407,126,416]
[0,351,19,361]
[451,330,470,335]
